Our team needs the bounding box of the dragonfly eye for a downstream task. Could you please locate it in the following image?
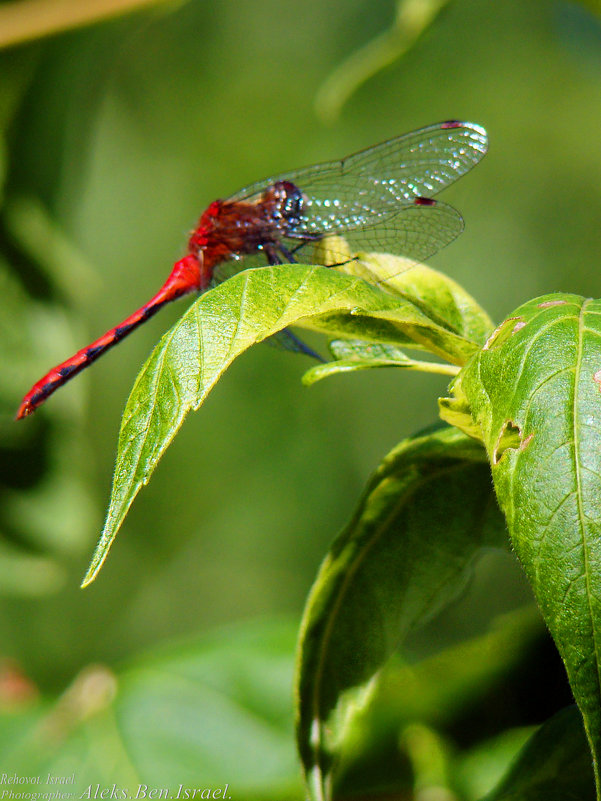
[272,180,304,229]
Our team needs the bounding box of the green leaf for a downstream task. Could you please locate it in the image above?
[303,251,493,356]
[456,293,601,796]
[302,339,459,385]
[329,339,414,361]
[457,728,536,801]
[0,619,301,800]
[83,263,478,586]
[346,254,494,346]
[359,607,543,732]
[295,424,507,800]
[439,368,485,442]
[333,606,544,800]
[483,706,595,801]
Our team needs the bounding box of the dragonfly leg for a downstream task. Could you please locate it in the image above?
[263,243,282,266]
[277,243,296,263]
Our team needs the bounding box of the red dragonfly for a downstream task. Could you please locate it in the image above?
[17,120,487,419]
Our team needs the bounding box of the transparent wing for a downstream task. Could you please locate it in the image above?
[214,123,487,290]
[212,200,464,289]
[229,121,487,244]
[283,198,464,266]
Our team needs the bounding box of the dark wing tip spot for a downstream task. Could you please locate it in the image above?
[414,196,436,206]
[441,120,463,129]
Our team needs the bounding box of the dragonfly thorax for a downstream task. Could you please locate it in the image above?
[269,180,305,231]
[188,181,306,269]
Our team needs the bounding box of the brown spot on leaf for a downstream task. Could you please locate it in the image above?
[538,300,567,308]
[484,317,525,351]
[520,433,534,451]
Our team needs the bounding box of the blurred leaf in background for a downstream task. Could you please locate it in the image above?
[0,619,301,800]
[0,0,177,49]
[315,0,454,123]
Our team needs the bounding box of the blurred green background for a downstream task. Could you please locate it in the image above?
[0,0,600,794]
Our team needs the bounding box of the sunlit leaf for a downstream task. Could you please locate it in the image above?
[83,263,478,586]
[344,254,494,346]
[303,339,459,385]
[456,293,601,795]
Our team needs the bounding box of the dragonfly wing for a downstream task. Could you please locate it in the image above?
[338,198,464,263]
[229,121,485,263]
[212,200,464,288]
[231,122,487,206]
[210,253,269,287]
[283,198,464,267]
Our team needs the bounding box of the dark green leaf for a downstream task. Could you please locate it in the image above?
[334,607,544,800]
[483,706,595,801]
[295,425,506,799]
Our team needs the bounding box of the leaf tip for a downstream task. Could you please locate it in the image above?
[80,568,97,589]
[80,546,110,588]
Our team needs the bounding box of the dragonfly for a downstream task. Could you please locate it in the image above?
[16,120,487,419]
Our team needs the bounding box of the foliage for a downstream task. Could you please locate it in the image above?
[3,1,601,800]
[72,247,600,800]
